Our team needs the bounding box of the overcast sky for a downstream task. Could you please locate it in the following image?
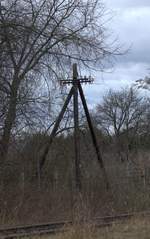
[83,0,150,107]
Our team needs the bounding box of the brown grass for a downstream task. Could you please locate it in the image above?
[25,216,150,239]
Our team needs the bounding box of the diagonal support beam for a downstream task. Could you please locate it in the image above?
[78,83,109,189]
[39,86,74,171]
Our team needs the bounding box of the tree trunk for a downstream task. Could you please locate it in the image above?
[1,75,20,159]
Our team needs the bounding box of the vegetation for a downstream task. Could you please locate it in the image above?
[0,2,150,238]
[0,0,118,158]
[1,88,150,226]
[24,217,150,239]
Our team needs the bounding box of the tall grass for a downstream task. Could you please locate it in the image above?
[27,217,150,239]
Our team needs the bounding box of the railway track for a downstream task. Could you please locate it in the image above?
[0,220,70,239]
[0,211,150,239]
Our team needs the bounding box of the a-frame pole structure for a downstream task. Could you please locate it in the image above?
[39,64,109,190]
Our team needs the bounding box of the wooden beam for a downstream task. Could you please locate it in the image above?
[73,63,82,191]
[78,82,109,189]
[39,86,74,171]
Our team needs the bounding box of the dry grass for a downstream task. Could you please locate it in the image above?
[24,216,150,239]
[98,217,150,239]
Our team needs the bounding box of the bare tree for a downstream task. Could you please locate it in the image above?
[95,88,148,161]
[134,76,150,90]
[0,0,119,158]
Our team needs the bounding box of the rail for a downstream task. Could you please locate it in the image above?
[0,211,150,238]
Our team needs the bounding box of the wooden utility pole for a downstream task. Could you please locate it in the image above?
[39,64,109,191]
[73,64,81,191]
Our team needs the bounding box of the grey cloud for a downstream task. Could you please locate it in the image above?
[84,62,149,106]
[106,0,150,9]
[84,0,150,106]
[108,6,150,65]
